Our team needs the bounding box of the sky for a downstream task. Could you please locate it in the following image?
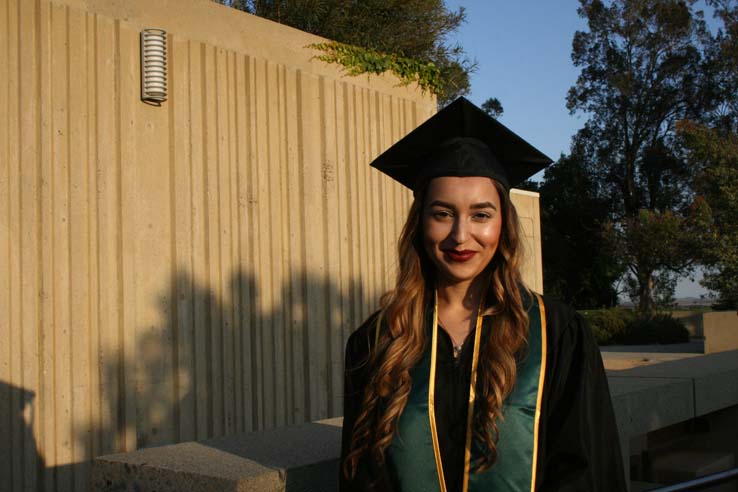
[444,0,710,299]
[445,0,587,162]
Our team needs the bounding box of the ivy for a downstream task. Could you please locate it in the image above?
[309,41,442,96]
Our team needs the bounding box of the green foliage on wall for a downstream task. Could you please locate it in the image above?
[309,41,443,96]
[215,0,473,104]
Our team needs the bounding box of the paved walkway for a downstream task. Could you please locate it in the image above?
[602,341,704,354]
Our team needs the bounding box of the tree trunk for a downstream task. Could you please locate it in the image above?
[637,271,655,314]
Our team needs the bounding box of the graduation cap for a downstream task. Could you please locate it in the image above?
[370,97,553,192]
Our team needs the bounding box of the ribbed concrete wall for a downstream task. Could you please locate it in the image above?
[0,0,540,491]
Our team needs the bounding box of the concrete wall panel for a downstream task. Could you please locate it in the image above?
[510,189,544,294]
[0,0,541,490]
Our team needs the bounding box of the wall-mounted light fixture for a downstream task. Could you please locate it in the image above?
[140,28,167,104]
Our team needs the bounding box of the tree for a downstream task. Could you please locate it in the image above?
[538,154,625,308]
[217,0,475,105]
[606,205,709,309]
[680,121,738,308]
[663,1,738,309]
[481,97,504,119]
[703,0,738,131]
[567,0,717,312]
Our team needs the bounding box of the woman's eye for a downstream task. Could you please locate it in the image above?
[432,210,453,219]
[473,212,492,221]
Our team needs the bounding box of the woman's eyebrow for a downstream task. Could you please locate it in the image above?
[428,200,498,211]
[428,200,455,209]
[470,201,497,210]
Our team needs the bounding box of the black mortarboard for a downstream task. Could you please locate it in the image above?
[370,97,553,192]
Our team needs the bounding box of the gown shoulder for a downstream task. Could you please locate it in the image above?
[538,294,581,346]
[341,310,397,491]
[345,311,382,364]
[536,294,628,491]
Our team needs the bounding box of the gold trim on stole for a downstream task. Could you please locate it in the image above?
[383,292,547,490]
[429,291,448,491]
[428,290,486,492]
[459,292,548,492]
[530,294,547,491]
[461,307,485,492]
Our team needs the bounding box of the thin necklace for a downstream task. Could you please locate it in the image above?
[438,314,470,359]
[453,342,464,359]
[438,320,467,359]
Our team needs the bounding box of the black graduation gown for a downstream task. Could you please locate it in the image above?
[339,295,627,492]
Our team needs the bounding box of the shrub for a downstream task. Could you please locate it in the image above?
[617,314,690,345]
[579,309,689,345]
[579,308,634,345]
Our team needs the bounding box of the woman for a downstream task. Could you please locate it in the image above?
[340,98,626,492]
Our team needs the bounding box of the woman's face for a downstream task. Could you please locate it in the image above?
[422,176,503,287]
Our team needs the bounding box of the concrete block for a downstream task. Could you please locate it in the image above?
[609,377,695,439]
[93,444,282,492]
[695,369,738,416]
[92,418,343,492]
[612,350,738,416]
[704,312,738,354]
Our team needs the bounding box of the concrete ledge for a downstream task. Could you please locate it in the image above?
[610,350,738,416]
[92,418,342,492]
[609,377,694,438]
[92,351,738,492]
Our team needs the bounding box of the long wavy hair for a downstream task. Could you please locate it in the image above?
[344,178,530,478]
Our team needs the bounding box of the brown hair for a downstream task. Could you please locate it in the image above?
[344,179,530,477]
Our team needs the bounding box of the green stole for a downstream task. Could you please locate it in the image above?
[386,292,547,492]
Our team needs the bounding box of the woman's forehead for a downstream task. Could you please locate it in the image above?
[424,176,501,205]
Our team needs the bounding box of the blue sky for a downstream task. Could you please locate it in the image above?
[445,0,587,163]
[445,0,709,298]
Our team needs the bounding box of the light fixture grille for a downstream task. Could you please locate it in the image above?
[140,28,167,104]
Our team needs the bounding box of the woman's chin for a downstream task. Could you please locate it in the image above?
[435,265,486,287]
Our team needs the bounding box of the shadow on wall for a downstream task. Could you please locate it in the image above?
[1,268,370,491]
[65,267,368,491]
[0,381,46,491]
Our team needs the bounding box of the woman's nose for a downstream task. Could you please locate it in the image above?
[450,217,469,243]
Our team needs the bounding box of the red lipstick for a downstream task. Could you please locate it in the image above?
[444,249,477,262]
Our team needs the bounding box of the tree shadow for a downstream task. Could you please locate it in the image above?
[82,266,373,491]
